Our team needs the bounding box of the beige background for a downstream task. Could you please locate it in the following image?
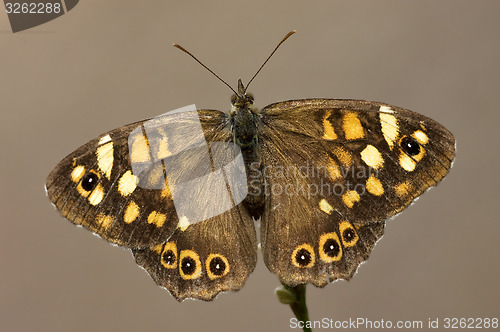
[1,1,499,331]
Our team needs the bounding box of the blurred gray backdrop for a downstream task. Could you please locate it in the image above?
[1,1,499,331]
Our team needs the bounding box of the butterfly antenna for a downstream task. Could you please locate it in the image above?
[173,43,238,95]
[244,30,296,94]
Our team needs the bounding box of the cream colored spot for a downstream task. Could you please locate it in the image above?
[342,190,360,208]
[157,137,172,159]
[88,184,104,205]
[96,142,114,180]
[399,153,417,172]
[146,166,164,188]
[360,145,384,169]
[147,211,166,228]
[322,111,337,140]
[124,201,140,224]
[71,165,85,183]
[130,134,150,163]
[326,156,342,180]
[118,170,138,197]
[161,187,172,199]
[412,130,429,145]
[379,105,394,113]
[366,174,384,196]
[151,244,163,254]
[332,146,352,168]
[394,181,412,197]
[95,213,113,231]
[342,112,364,140]
[319,199,334,215]
[380,113,399,149]
[76,183,91,197]
[98,134,112,145]
[177,215,190,231]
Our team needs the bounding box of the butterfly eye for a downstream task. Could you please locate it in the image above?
[81,171,100,191]
[230,94,238,105]
[400,136,421,156]
[246,93,254,103]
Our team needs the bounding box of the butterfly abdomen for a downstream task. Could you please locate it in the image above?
[241,147,265,219]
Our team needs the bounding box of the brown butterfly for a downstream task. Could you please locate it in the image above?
[46,31,455,301]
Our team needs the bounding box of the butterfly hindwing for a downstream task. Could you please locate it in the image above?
[132,203,258,301]
[257,99,455,286]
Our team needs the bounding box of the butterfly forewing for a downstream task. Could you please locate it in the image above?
[257,99,455,286]
[45,110,232,248]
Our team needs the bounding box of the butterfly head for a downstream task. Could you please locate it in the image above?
[230,79,255,112]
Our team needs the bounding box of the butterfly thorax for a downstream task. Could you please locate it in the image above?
[230,94,265,217]
[227,82,265,218]
[230,90,259,148]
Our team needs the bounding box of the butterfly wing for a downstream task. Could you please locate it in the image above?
[46,109,258,300]
[46,109,233,248]
[257,99,455,286]
[132,202,257,301]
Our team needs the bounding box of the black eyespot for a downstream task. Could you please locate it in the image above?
[81,172,99,191]
[295,248,312,267]
[323,239,340,258]
[209,256,227,276]
[181,257,196,276]
[400,136,421,156]
[342,229,356,244]
[162,250,176,266]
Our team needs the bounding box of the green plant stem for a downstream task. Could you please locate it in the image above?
[276,283,311,332]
